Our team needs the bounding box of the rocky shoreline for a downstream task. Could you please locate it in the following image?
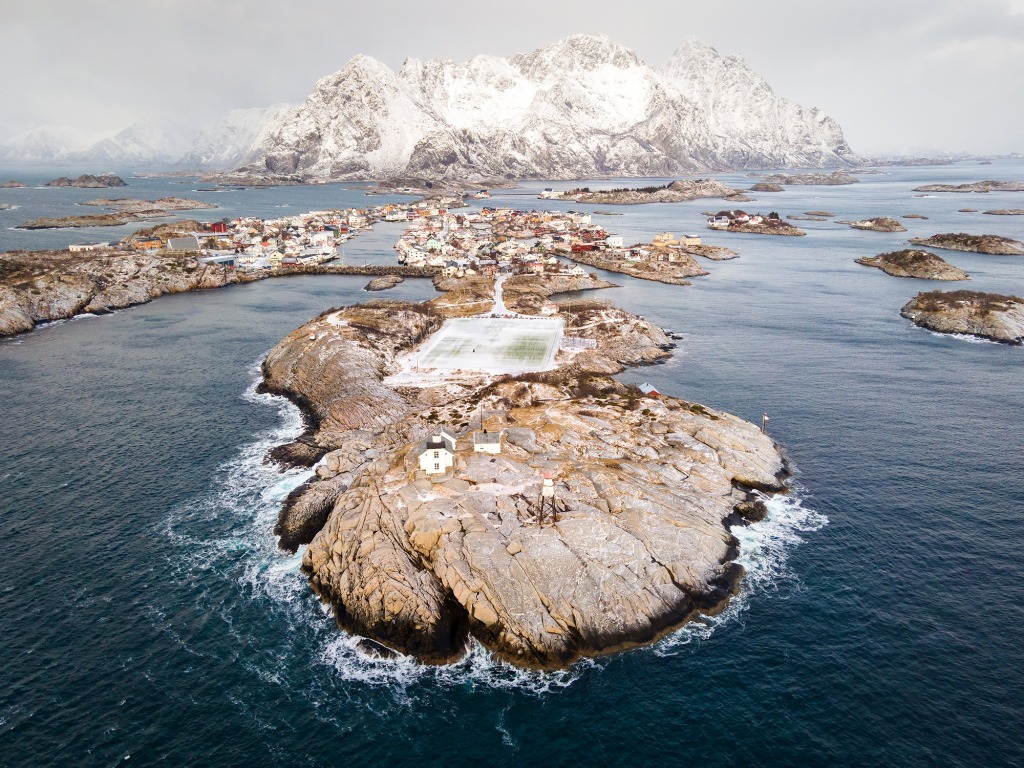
[901,290,1024,345]
[260,276,788,668]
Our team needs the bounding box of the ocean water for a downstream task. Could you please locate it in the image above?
[1,161,1023,766]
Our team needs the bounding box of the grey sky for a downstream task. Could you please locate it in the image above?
[3,0,1022,156]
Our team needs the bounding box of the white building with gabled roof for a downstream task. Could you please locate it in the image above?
[417,428,457,475]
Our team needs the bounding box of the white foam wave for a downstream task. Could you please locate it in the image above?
[317,633,593,695]
[654,490,827,656]
[34,311,105,331]
[930,331,1004,346]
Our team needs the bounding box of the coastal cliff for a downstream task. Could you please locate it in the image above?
[260,276,788,668]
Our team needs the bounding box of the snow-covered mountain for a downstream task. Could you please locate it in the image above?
[0,126,104,162]
[245,34,858,181]
[179,106,291,169]
[79,118,194,165]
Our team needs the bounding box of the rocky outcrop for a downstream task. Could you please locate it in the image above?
[901,290,1024,345]
[1,180,26,188]
[557,179,742,204]
[45,174,126,188]
[912,180,1024,193]
[843,217,907,233]
[686,244,738,261]
[365,275,404,291]
[909,233,1024,256]
[983,209,1024,215]
[0,248,259,337]
[856,250,969,280]
[261,280,786,668]
[748,182,784,192]
[757,171,858,185]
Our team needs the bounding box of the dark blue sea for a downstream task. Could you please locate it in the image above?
[1,162,1022,766]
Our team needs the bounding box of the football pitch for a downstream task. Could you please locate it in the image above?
[416,317,564,373]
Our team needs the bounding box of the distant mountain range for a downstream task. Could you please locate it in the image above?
[1,35,859,179]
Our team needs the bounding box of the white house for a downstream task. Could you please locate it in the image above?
[68,242,110,252]
[418,428,457,475]
[472,431,502,454]
[605,235,624,248]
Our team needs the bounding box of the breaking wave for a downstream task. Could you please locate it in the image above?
[654,490,828,656]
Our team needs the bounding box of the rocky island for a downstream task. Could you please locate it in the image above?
[756,171,859,186]
[856,249,969,280]
[708,211,805,236]
[553,179,743,205]
[901,290,1024,345]
[18,197,214,230]
[563,247,708,285]
[748,183,785,192]
[261,275,788,668]
[1,180,26,188]
[912,180,1024,193]
[983,209,1024,216]
[45,174,126,188]
[909,233,1024,256]
[842,217,907,233]
[365,275,405,291]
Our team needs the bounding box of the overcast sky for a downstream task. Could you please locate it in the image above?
[3,0,1022,156]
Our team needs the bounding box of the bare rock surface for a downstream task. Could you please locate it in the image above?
[748,182,784,192]
[901,290,1024,345]
[909,233,1024,256]
[856,250,968,280]
[983,209,1024,216]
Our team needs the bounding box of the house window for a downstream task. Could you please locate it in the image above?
[434,463,440,471]
[433,451,439,459]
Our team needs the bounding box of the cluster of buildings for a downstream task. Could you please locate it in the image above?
[393,206,704,278]
[707,209,785,231]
